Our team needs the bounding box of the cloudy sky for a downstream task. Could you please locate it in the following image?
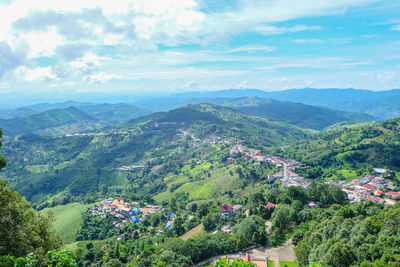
[0,0,400,99]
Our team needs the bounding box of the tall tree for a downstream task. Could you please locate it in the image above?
[0,128,61,262]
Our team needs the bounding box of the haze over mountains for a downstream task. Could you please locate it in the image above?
[133,88,400,120]
[0,89,382,136]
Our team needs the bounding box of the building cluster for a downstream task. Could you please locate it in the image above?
[230,144,311,189]
[327,175,400,204]
[117,165,146,171]
[229,145,302,168]
[89,198,162,228]
[65,129,140,138]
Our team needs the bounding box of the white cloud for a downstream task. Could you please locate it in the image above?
[69,54,100,74]
[83,72,121,84]
[255,25,321,35]
[227,45,275,53]
[238,80,249,89]
[391,25,400,31]
[15,66,56,82]
[187,80,197,88]
[293,39,324,44]
[376,71,396,83]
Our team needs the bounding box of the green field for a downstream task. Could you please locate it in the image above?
[267,259,276,267]
[41,203,92,244]
[280,261,298,267]
[180,224,204,240]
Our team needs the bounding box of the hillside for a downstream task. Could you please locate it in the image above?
[223,98,374,130]
[25,101,151,124]
[0,104,309,205]
[0,107,103,136]
[132,96,375,130]
[0,101,150,124]
[134,88,400,120]
[279,118,400,184]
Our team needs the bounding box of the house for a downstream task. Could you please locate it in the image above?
[307,201,318,208]
[385,192,400,200]
[221,203,235,220]
[374,190,383,197]
[221,225,232,234]
[131,215,139,223]
[373,168,387,174]
[363,184,377,192]
[265,202,277,210]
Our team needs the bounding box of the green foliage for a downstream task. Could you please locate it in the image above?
[75,212,116,241]
[232,216,266,247]
[202,212,225,232]
[0,107,97,136]
[0,179,61,261]
[295,203,400,267]
[47,250,77,267]
[0,253,37,267]
[234,98,373,130]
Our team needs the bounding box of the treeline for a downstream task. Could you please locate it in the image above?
[295,202,400,266]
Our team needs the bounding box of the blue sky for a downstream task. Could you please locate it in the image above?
[0,0,399,99]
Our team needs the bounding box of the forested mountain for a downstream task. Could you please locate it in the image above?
[0,101,150,124]
[0,103,151,136]
[0,107,38,119]
[134,88,400,120]
[0,107,101,137]
[133,96,375,130]
[222,98,374,130]
[0,104,309,205]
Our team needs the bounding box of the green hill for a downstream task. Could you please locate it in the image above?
[0,107,101,136]
[223,97,374,130]
[0,104,309,205]
[133,96,374,130]
[280,118,400,183]
[40,203,92,244]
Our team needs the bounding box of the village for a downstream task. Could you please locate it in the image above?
[87,197,184,240]
[229,144,400,206]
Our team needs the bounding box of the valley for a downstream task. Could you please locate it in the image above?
[1,94,400,267]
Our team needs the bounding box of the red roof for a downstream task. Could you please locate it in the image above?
[265,202,277,209]
[374,190,383,196]
[363,184,377,191]
[221,203,234,212]
[386,192,400,200]
[365,196,376,202]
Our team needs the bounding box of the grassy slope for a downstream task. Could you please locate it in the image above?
[154,165,240,203]
[180,224,204,240]
[40,203,92,244]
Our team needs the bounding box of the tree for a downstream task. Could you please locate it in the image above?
[47,250,77,267]
[173,217,185,236]
[0,179,61,261]
[271,204,291,231]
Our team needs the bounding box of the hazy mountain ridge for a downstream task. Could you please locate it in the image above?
[0,107,100,136]
[133,88,400,120]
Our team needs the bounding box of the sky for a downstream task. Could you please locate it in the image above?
[0,0,400,102]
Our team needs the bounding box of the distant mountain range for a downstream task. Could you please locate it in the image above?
[0,96,375,136]
[0,103,150,136]
[133,88,400,120]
